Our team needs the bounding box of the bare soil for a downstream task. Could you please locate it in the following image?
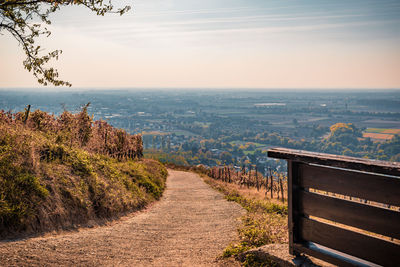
[0,170,245,266]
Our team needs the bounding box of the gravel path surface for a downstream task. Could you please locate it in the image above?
[0,170,245,266]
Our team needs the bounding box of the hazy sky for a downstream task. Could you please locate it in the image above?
[1,0,400,89]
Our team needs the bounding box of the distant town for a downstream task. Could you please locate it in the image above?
[1,89,399,174]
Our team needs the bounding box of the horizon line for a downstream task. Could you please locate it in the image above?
[1,87,400,92]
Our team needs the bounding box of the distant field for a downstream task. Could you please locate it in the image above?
[230,140,269,155]
[142,130,199,137]
[172,130,198,137]
[193,121,210,127]
[243,149,268,155]
[363,132,394,140]
[365,128,388,133]
[230,141,266,148]
[382,129,400,134]
[142,131,168,136]
[243,150,254,155]
[364,128,400,137]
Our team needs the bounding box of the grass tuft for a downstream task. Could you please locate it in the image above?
[242,254,277,267]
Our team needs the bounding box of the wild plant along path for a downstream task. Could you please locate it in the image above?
[0,170,245,266]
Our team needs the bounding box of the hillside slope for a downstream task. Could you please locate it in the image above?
[0,107,167,238]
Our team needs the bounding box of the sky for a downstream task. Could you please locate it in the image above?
[1,0,400,89]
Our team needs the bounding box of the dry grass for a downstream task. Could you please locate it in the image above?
[208,178,287,206]
[201,175,288,263]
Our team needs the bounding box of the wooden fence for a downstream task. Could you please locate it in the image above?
[207,165,286,201]
[267,148,400,267]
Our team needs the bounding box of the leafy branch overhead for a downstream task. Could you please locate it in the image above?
[0,0,131,86]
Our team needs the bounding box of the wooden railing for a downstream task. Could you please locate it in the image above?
[267,148,400,267]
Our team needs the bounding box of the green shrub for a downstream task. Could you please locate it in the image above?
[242,254,277,267]
[223,243,251,258]
[69,150,94,176]
[0,162,48,230]
[137,176,162,199]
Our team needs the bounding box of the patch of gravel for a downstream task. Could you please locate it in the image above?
[0,170,245,266]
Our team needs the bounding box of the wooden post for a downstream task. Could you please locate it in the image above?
[280,175,285,202]
[23,104,31,124]
[255,166,259,191]
[239,168,242,187]
[242,166,245,186]
[270,171,274,199]
[277,175,281,200]
[104,129,108,154]
[248,165,252,188]
[224,165,227,182]
[265,168,269,197]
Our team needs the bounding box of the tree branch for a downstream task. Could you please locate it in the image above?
[0,22,33,61]
[0,0,130,86]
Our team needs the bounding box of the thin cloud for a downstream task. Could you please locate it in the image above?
[69,12,395,38]
[70,18,400,42]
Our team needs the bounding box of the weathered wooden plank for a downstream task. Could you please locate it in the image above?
[267,148,400,176]
[299,190,400,239]
[299,217,400,267]
[298,163,400,206]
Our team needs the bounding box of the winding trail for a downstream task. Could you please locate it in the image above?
[0,170,245,266]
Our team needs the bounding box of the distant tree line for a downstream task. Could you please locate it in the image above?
[144,122,399,170]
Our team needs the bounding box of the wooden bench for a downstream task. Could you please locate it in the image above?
[267,148,400,267]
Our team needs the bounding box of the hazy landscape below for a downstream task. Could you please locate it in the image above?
[1,89,399,172]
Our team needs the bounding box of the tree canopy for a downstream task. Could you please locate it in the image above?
[0,0,130,86]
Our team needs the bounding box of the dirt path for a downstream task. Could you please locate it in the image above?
[0,170,245,266]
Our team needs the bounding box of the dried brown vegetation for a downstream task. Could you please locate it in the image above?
[207,165,287,202]
[0,106,166,238]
